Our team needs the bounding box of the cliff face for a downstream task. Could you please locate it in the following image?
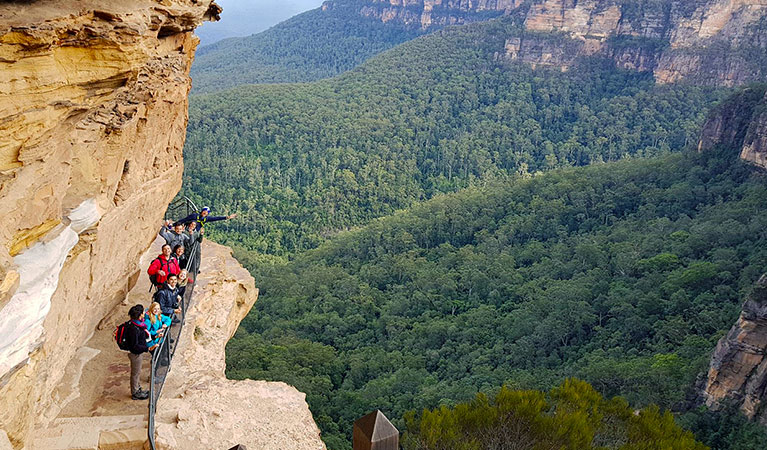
[0,1,219,446]
[702,275,767,425]
[324,0,767,86]
[698,85,767,169]
[153,240,325,450]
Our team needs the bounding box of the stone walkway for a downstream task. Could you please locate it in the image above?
[30,238,166,449]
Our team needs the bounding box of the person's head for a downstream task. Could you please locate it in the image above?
[179,269,188,281]
[188,221,197,231]
[167,274,178,288]
[173,223,184,234]
[173,244,185,256]
[161,244,171,257]
[200,207,210,217]
[129,304,144,320]
[147,302,162,323]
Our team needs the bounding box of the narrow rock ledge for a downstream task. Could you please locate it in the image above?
[153,239,326,450]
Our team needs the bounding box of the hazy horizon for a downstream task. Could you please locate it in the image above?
[196,0,325,46]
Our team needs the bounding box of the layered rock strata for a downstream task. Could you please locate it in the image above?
[702,274,767,425]
[0,1,219,447]
[153,240,326,450]
[324,0,767,86]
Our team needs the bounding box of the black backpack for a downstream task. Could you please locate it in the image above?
[114,321,132,351]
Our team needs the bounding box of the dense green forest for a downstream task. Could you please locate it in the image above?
[191,1,421,93]
[402,379,706,449]
[184,19,722,260]
[224,146,767,449]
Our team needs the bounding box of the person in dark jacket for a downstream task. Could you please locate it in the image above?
[159,221,187,250]
[154,274,182,318]
[126,304,157,400]
[175,206,236,231]
[183,221,203,275]
[172,244,187,271]
[147,244,180,288]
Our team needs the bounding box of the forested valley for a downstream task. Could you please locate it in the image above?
[182,10,767,450]
[225,145,767,449]
[184,19,722,262]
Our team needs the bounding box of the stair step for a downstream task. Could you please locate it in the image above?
[30,433,99,450]
[98,428,147,450]
[32,415,147,449]
[42,415,146,438]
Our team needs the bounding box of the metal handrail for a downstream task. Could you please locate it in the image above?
[148,197,202,450]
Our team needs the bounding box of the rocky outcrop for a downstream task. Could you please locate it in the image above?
[153,240,325,450]
[702,274,767,425]
[324,0,767,87]
[0,1,219,447]
[698,85,767,169]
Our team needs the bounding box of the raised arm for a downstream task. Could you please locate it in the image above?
[204,213,237,223]
[158,222,173,241]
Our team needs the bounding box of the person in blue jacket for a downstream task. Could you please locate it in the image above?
[143,301,171,347]
[175,206,237,231]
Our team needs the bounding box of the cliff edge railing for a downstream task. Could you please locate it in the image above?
[148,196,201,450]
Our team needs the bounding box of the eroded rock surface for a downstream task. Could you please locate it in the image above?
[0,1,219,446]
[324,0,767,86]
[153,240,326,450]
[703,274,767,425]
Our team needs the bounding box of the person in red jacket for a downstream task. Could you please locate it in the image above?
[147,244,180,288]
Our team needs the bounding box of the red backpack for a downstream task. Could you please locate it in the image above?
[114,321,132,351]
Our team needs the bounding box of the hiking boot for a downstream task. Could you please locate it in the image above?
[132,389,149,400]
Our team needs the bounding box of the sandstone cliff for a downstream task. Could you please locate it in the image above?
[153,240,325,450]
[702,274,767,425]
[0,1,220,447]
[698,84,767,169]
[323,0,767,86]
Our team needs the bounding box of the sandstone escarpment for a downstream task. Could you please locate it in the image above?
[324,0,767,87]
[698,85,767,169]
[702,274,767,425]
[153,240,325,450]
[0,1,219,447]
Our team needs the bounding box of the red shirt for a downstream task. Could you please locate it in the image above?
[147,254,180,285]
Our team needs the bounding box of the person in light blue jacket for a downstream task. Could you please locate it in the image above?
[143,302,171,347]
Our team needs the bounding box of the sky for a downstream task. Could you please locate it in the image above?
[196,0,325,46]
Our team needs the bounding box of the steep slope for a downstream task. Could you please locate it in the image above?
[697,84,767,427]
[227,145,767,448]
[703,274,767,426]
[183,18,721,258]
[699,84,767,169]
[190,2,421,93]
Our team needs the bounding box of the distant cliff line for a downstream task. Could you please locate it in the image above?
[322,0,767,86]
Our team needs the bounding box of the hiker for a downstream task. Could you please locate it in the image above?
[159,220,187,250]
[184,221,203,275]
[172,244,187,271]
[175,206,237,231]
[177,269,193,299]
[125,304,157,400]
[154,273,182,319]
[147,244,180,288]
[143,302,170,347]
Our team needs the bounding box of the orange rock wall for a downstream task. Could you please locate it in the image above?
[0,1,220,447]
